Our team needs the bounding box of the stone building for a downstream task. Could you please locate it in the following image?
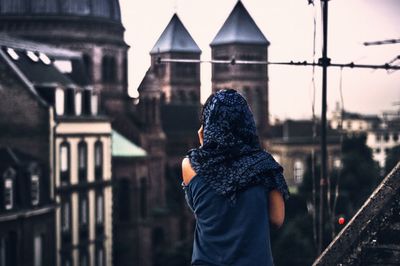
[313,162,400,265]
[266,120,342,189]
[0,147,56,266]
[0,37,113,266]
[211,0,270,136]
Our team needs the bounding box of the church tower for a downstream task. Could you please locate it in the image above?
[149,14,201,105]
[211,0,270,136]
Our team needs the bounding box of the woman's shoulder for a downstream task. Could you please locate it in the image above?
[181,157,197,186]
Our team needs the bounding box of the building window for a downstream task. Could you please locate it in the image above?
[60,143,70,185]
[31,173,40,206]
[83,54,92,83]
[80,195,88,226]
[102,55,116,83]
[1,232,17,266]
[33,235,43,266]
[140,178,147,219]
[376,134,381,141]
[96,193,104,224]
[91,92,99,115]
[55,88,65,116]
[61,256,72,266]
[333,157,342,170]
[394,133,399,142]
[79,252,88,266]
[293,160,304,184]
[384,134,390,142]
[75,91,82,116]
[96,246,104,266]
[3,168,15,211]
[95,141,103,180]
[78,141,87,182]
[61,200,71,233]
[118,179,130,221]
[375,148,381,153]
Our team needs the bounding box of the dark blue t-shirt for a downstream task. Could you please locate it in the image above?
[182,174,275,266]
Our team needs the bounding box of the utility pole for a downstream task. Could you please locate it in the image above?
[318,0,329,254]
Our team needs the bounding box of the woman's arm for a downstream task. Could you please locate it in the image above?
[181,157,196,185]
[269,189,285,229]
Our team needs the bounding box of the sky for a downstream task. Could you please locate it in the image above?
[120,0,400,120]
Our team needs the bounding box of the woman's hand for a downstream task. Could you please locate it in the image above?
[269,189,285,229]
[198,125,204,146]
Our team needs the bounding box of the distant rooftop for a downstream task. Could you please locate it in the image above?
[150,14,201,54]
[211,0,269,46]
[111,130,147,158]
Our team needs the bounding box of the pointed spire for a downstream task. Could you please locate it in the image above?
[211,1,269,46]
[150,14,201,54]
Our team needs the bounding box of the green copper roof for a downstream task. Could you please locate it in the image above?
[112,130,147,158]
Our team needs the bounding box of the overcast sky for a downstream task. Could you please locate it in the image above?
[120,0,399,120]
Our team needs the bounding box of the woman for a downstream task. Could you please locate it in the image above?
[181,89,290,266]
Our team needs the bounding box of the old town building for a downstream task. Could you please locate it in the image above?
[0,36,113,266]
[0,147,56,266]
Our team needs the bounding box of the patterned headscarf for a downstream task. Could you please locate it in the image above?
[186,89,290,203]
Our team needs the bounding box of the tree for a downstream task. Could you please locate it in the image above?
[271,134,380,265]
[385,145,400,175]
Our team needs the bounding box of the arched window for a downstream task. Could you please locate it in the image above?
[95,245,105,266]
[79,194,89,240]
[60,142,70,185]
[55,88,65,116]
[96,192,104,225]
[83,54,92,83]
[91,92,99,115]
[94,141,103,181]
[3,168,16,210]
[29,164,40,206]
[293,160,304,184]
[75,91,82,116]
[61,199,71,233]
[78,141,87,182]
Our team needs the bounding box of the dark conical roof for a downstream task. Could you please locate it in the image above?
[0,0,121,23]
[150,14,201,54]
[211,1,269,46]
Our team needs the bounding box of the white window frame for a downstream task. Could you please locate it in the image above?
[60,145,69,172]
[96,194,104,224]
[62,201,70,232]
[33,234,43,266]
[293,160,304,184]
[91,93,98,115]
[55,88,65,116]
[4,179,13,210]
[31,174,40,206]
[80,197,88,225]
[75,91,82,116]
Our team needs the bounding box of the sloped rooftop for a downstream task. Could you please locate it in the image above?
[210,0,269,46]
[111,130,147,158]
[150,14,201,54]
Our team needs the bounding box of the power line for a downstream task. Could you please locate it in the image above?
[157,58,400,70]
[364,38,400,46]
